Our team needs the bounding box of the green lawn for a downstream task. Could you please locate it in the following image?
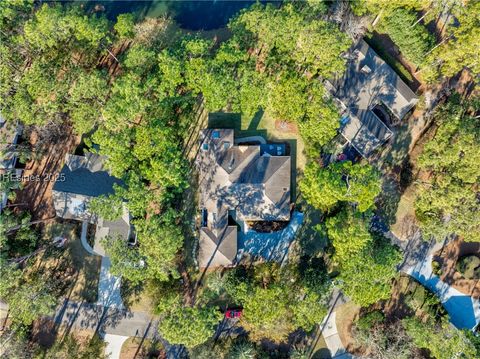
[120,337,164,359]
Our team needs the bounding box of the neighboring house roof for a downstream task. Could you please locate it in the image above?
[0,117,21,211]
[196,128,291,268]
[52,153,123,223]
[334,39,418,157]
[0,118,21,170]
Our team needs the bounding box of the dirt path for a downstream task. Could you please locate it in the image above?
[15,126,79,220]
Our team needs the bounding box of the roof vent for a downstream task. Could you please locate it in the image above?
[361,64,372,74]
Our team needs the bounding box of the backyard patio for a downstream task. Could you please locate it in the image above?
[237,211,304,263]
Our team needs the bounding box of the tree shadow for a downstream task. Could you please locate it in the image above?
[247,109,264,131]
[119,280,145,312]
[295,206,327,257]
[207,112,241,131]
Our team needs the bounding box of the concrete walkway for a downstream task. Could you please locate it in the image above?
[79,221,124,309]
[98,256,124,309]
[320,311,354,359]
[104,334,129,359]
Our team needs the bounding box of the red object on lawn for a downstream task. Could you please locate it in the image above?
[225,309,243,319]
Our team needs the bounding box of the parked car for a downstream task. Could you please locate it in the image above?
[225,309,242,319]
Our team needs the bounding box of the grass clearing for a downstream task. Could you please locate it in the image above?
[121,285,156,313]
[390,185,417,241]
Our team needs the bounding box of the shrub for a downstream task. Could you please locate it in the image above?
[432,259,443,276]
[456,255,480,279]
[356,310,385,331]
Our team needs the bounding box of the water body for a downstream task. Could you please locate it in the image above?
[81,0,273,30]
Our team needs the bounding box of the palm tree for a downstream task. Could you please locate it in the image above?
[290,347,309,359]
[227,341,256,359]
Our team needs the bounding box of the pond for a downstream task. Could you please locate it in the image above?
[81,0,274,30]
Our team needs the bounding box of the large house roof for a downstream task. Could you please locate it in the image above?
[334,39,418,157]
[196,128,291,268]
[198,226,237,268]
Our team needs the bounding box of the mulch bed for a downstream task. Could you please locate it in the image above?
[434,239,480,299]
[274,120,298,134]
[247,221,289,233]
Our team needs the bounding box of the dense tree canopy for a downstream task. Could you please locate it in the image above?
[0,260,56,329]
[224,264,330,342]
[424,1,480,81]
[351,0,427,16]
[378,8,434,66]
[300,161,382,212]
[403,317,477,359]
[326,207,373,265]
[415,96,480,242]
[338,237,401,306]
[158,305,222,348]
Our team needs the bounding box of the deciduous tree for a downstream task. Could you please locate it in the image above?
[158,306,222,348]
[300,161,381,212]
[403,316,477,359]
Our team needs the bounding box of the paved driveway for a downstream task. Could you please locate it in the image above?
[98,256,124,309]
[320,311,355,359]
[54,300,155,337]
[104,334,129,359]
[237,211,304,262]
[80,222,124,309]
[404,254,480,330]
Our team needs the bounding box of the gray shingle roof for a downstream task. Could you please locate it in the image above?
[198,226,237,268]
[53,166,122,197]
[334,39,418,157]
[53,154,123,197]
[196,128,292,268]
[52,153,124,223]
